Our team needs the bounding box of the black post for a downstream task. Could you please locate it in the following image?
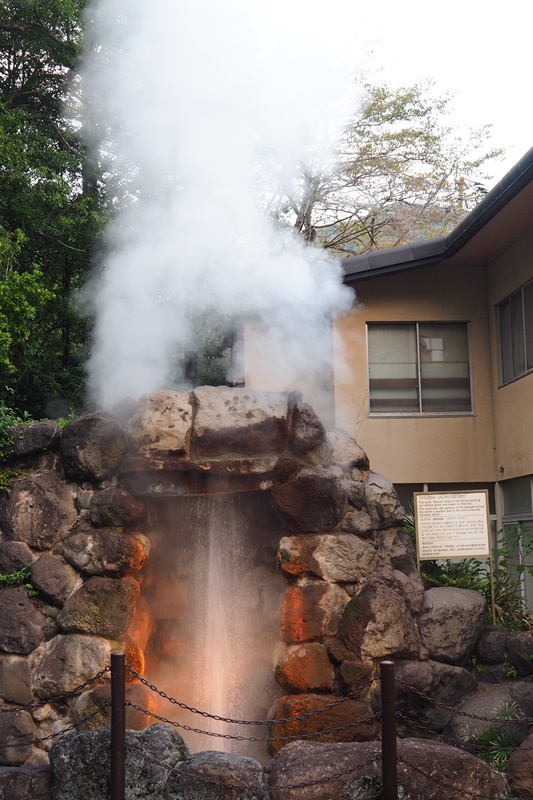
[110,652,126,800]
[380,660,398,800]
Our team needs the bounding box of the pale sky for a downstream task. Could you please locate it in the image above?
[357,0,532,188]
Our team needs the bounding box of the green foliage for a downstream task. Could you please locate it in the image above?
[0,564,38,596]
[280,79,503,255]
[463,701,523,771]
[0,401,37,458]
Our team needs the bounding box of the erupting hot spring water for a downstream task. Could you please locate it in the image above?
[140,492,287,759]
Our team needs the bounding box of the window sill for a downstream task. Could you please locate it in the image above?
[368,412,476,419]
[498,369,533,388]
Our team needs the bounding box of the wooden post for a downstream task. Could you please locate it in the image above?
[380,660,398,800]
[110,652,126,800]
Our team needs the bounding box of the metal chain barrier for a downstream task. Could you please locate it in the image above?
[125,700,378,743]
[6,704,111,749]
[127,666,375,725]
[0,667,110,714]
[395,676,533,724]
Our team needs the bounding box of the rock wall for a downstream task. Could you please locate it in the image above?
[0,386,528,774]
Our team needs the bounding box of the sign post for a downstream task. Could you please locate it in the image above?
[414,490,495,624]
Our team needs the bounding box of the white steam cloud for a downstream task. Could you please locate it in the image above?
[81,0,361,409]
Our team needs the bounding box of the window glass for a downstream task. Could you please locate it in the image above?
[368,323,471,414]
[510,291,525,377]
[502,476,532,515]
[524,282,533,371]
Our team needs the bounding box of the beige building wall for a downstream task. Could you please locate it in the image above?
[334,263,497,484]
[487,227,533,480]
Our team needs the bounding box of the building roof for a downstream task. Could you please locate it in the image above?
[342,145,533,284]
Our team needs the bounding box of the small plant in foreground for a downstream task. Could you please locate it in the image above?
[462,701,524,771]
[0,565,38,597]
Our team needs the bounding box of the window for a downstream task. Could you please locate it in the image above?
[501,476,533,610]
[498,280,533,383]
[368,323,472,414]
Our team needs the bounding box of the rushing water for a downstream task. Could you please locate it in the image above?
[141,492,287,761]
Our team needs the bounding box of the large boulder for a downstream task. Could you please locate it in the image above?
[0,542,36,573]
[165,751,266,800]
[32,634,113,699]
[49,725,189,800]
[30,554,79,605]
[326,429,369,472]
[89,488,146,527]
[476,625,510,665]
[288,400,328,458]
[339,578,422,661]
[72,683,155,731]
[270,468,348,533]
[507,732,533,798]
[192,387,289,457]
[377,660,477,733]
[57,576,140,638]
[277,534,380,584]
[443,683,529,742]
[60,530,147,577]
[0,711,36,766]
[0,655,33,704]
[418,587,487,665]
[127,390,193,457]
[0,587,49,654]
[267,694,378,757]
[274,643,334,693]
[281,580,349,643]
[364,472,405,529]
[60,412,127,481]
[8,420,61,456]
[0,766,52,800]
[506,631,533,677]
[0,471,77,550]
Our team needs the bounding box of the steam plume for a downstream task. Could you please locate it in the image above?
[81,0,361,408]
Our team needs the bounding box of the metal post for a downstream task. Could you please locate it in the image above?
[110,652,126,800]
[380,660,398,800]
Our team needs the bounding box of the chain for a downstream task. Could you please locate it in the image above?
[5,704,111,749]
[125,701,378,743]
[395,677,533,724]
[128,743,382,792]
[397,754,509,800]
[127,667,374,725]
[0,667,110,714]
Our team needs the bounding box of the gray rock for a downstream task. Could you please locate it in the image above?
[476,625,509,664]
[127,390,193,457]
[192,386,289,457]
[72,683,155,731]
[8,421,61,456]
[0,587,48,654]
[60,412,126,482]
[60,530,147,577]
[281,580,349,643]
[0,542,36,574]
[0,711,35,766]
[327,428,369,471]
[32,634,113,699]
[30,555,79,605]
[166,751,266,800]
[49,724,189,800]
[340,509,374,537]
[506,631,533,677]
[277,534,380,584]
[340,578,422,661]
[0,765,52,800]
[510,681,533,717]
[378,660,477,733]
[270,467,348,533]
[0,471,77,550]
[57,576,140,638]
[288,401,327,457]
[444,684,528,742]
[379,528,417,575]
[89,488,146,527]
[418,587,487,665]
[0,655,33,704]
[364,471,405,528]
[507,731,533,799]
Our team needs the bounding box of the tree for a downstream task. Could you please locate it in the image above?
[279,81,502,256]
[0,0,102,415]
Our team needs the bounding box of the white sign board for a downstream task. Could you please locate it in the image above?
[414,490,490,561]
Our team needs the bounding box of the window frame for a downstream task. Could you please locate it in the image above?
[497,279,533,386]
[366,321,474,417]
